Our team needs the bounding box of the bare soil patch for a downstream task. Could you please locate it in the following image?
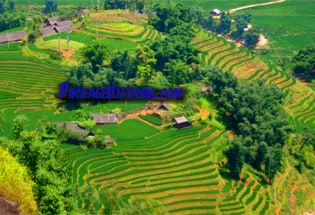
[62,50,75,61]
[257,34,268,47]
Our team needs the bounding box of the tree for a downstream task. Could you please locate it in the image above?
[111,50,138,80]
[264,145,282,182]
[235,16,247,34]
[27,32,36,44]
[218,12,231,33]
[12,115,29,140]
[44,0,58,13]
[242,26,260,48]
[81,41,108,73]
[136,45,156,85]
[103,186,121,215]
[64,64,91,88]
[299,127,315,151]
[224,138,245,179]
[291,45,315,82]
[8,0,14,10]
[0,1,4,13]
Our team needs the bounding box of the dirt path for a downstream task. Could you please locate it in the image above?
[229,0,285,13]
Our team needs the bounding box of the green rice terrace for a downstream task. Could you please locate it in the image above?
[63,122,273,214]
[0,0,315,214]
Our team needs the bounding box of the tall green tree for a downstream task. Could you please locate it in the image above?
[12,114,29,140]
[218,12,231,33]
[224,138,245,179]
[81,41,108,73]
[136,45,156,85]
[44,0,58,13]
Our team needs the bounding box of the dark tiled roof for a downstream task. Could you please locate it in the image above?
[55,20,73,27]
[45,16,59,25]
[92,114,118,124]
[0,30,27,44]
[55,25,72,33]
[39,27,57,36]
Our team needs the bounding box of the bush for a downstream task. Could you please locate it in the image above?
[27,33,36,44]
[50,50,63,61]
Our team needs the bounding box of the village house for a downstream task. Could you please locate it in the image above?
[0,30,27,44]
[56,122,94,137]
[91,114,118,125]
[210,9,221,15]
[40,16,73,36]
[154,101,170,112]
[173,116,192,129]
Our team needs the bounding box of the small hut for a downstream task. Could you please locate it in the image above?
[173,116,191,129]
[210,9,221,15]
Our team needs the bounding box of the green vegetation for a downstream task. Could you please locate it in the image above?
[0,115,77,215]
[96,119,160,141]
[0,0,314,214]
[140,115,163,126]
[291,45,315,82]
[0,146,38,215]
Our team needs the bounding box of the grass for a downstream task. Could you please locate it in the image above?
[94,119,160,141]
[233,0,315,61]
[139,115,163,126]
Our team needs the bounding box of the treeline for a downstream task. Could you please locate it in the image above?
[0,0,14,13]
[0,13,25,32]
[197,66,293,181]
[149,3,259,47]
[104,0,145,13]
[66,22,201,89]
[291,45,315,82]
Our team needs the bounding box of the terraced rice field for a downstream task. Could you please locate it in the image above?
[64,120,272,214]
[193,29,315,131]
[0,46,65,133]
[84,22,162,45]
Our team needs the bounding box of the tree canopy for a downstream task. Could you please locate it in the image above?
[198,66,292,181]
[291,45,315,82]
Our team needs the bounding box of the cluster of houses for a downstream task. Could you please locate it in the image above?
[0,9,90,44]
[58,101,194,138]
[39,16,73,37]
[57,113,118,137]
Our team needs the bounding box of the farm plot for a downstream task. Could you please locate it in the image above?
[0,50,65,133]
[194,28,315,131]
[84,22,160,45]
[66,120,273,214]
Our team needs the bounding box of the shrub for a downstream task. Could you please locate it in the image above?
[50,50,63,61]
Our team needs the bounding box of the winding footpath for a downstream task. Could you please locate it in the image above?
[229,0,285,13]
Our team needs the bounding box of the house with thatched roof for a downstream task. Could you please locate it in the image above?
[0,30,27,44]
[56,122,94,137]
[154,101,170,111]
[91,114,118,125]
[41,16,73,36]
[210,9,221,15]
[173,116,191,129]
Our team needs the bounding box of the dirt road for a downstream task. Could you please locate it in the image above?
[229,0,285,13]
